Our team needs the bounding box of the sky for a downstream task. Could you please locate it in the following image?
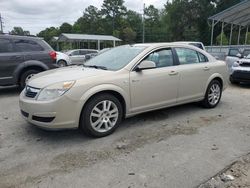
[0,0,167,35]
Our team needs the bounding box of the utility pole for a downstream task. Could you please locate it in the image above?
[142,3,145,43]
[0,13,3,33]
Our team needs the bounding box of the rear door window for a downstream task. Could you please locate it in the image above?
[175,48,200,65]
[13,39,44,52]
[0,38,14,53]
[198,52,208,62]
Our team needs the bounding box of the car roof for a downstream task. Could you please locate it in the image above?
[0,34,42,41]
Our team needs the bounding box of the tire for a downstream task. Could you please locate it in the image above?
[202,80,222,108]
[57,60,67,67]
[230,76,239,85]
[20,69,40,89]
[80,93,123,138]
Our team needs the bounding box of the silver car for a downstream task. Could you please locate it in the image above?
[230,54,250,84]
[19,43,228,137]
[66,49,98,64]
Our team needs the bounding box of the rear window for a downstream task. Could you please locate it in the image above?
[13,39,44,52]
[0,38,14,53]
[189,43,204,50]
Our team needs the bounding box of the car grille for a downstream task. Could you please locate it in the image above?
[240,62,250,67]
[25,86,40,98]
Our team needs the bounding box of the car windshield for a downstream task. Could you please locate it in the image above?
[84,45,146,71]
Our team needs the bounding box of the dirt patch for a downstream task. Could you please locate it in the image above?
[51,114,223,172]
[198,153,250,188]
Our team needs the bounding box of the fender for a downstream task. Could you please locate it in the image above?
[13,60,49,83]
[204,73,225,95]
[75,84,130,123]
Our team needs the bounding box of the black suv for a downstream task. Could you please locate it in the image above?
[0,34,58,88]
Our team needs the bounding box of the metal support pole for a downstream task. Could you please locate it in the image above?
[245,26,249,45]
[113,40,116,47]
[220,21,224,46]
[0,13,3,33]
[237,25,241,45]
[142,3,145,43]
[97,40,100,51]
[210,20,214,46]
[229,23,233,45]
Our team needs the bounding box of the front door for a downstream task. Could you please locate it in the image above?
[130,48,179,113]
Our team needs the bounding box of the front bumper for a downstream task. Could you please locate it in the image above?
[230,68,250,83]
[19,90,79,129]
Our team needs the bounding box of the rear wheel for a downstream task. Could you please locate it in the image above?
[20,69,40,89]
[202,80,222,108]
[57,60,67,67]
[80,93,123,137]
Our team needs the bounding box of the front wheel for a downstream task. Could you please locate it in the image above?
[202,80,222,108]
[80,94,123,137]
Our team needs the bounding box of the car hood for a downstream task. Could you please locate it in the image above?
[28,66,110,88]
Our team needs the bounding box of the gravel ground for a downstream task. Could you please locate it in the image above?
[0,84,250,188]
[199,153,250,188]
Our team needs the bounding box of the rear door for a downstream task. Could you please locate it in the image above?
[70,50,83,64]
[13,39,50,63]
[174,47,211,103]
[0,38,24,85]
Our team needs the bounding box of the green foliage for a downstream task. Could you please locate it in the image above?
[10,27,30,36]
[216,32,229,45]
[59,23,72,33]
[122,27,136,43]
[34,0,243,46]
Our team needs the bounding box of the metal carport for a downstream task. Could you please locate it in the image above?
[209,0,250,46]
[56,33,122,51]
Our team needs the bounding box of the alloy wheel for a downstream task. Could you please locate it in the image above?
[90,100,119,133]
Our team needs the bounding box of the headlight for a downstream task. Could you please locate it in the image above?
[232,61,239,67]
[37,81,75,101]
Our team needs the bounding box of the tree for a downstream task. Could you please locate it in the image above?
[216,32,229,45]
[59,22,72,33]
[37,27,59,43]
[10,27,30,36]
[101,0,127,33]
[122,27,136,43]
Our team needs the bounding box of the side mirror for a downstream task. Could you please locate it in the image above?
[135,60,156,72]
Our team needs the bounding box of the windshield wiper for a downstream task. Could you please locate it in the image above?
[83,65,108,70]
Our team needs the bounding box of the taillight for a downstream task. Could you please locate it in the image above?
[49,51,57,60]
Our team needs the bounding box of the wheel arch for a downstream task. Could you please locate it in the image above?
[205,74,225,93]
[77,85,130,127]
[13,60,49,84]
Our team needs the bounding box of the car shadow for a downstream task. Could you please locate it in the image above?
[230,82,250,89]
[22,102,203,144]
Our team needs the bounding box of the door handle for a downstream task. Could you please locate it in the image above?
[168,71,178,76]
[203,66,210,71]
[10,55,22,60]
[132,79,140,83]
